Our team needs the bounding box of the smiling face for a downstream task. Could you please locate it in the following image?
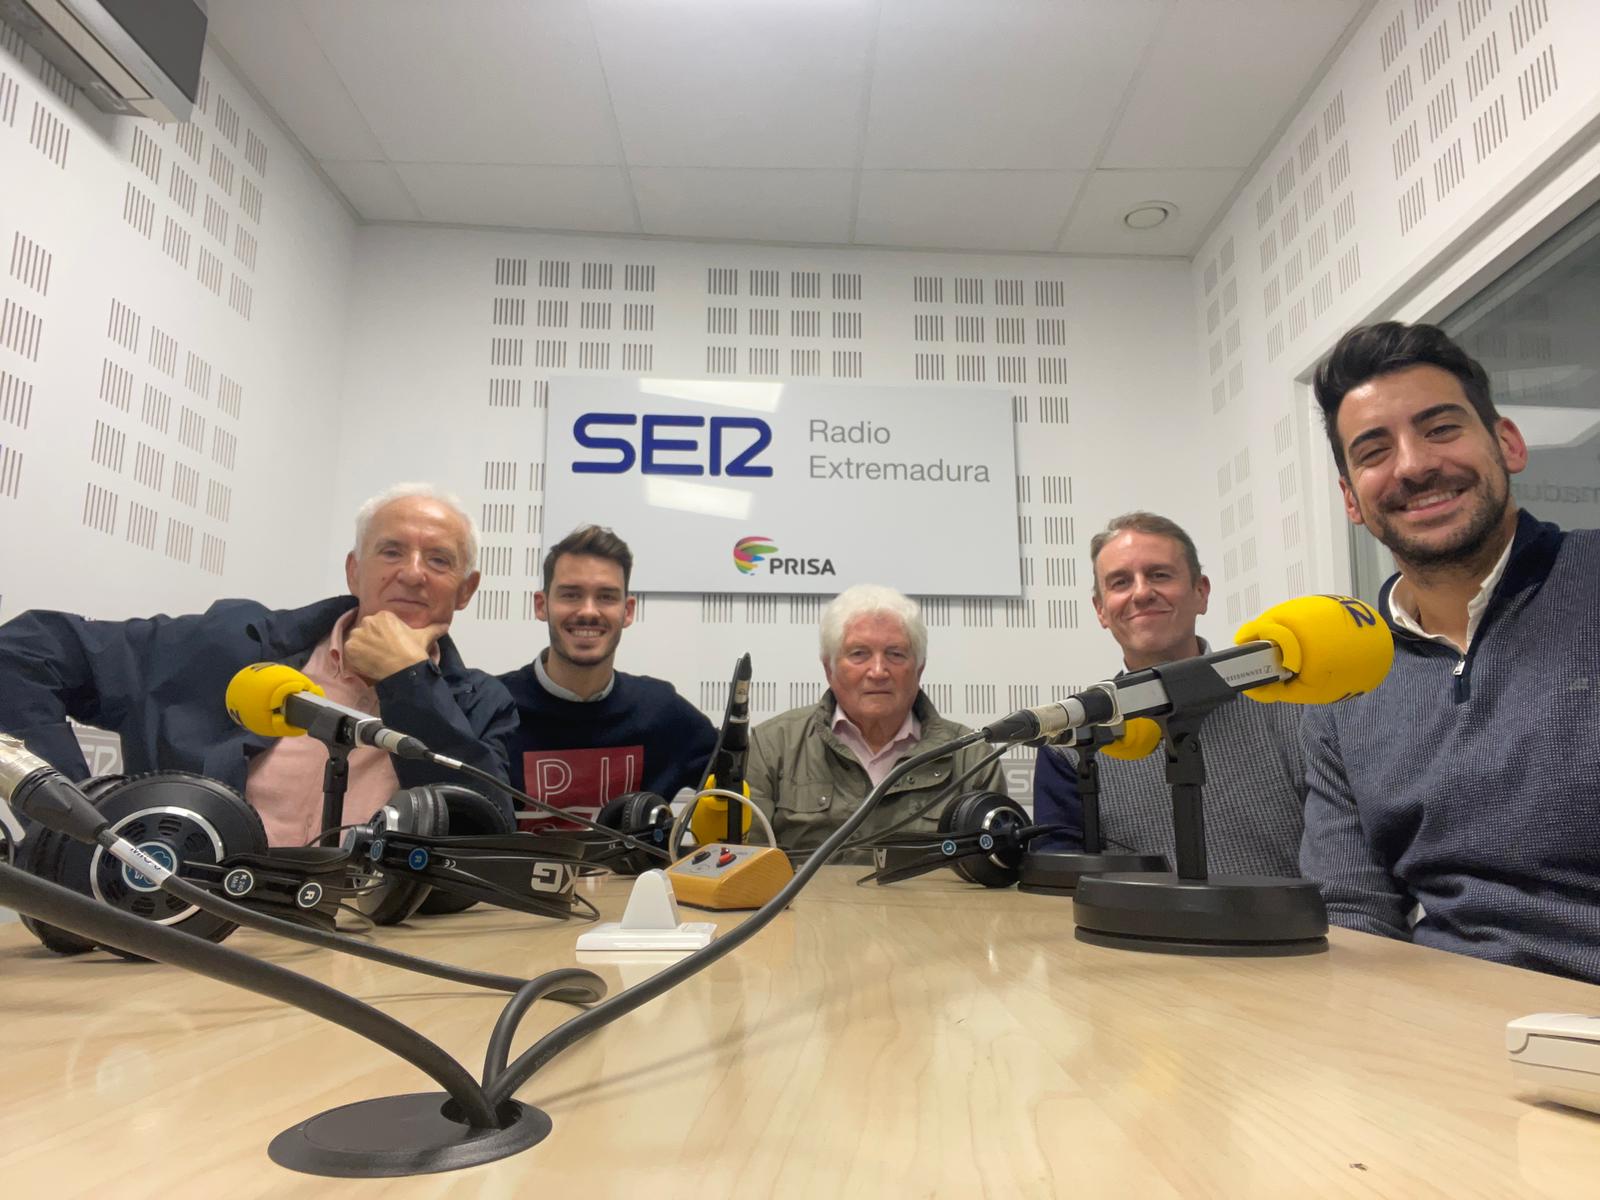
[823,611,923,733]
[1335,364,1526,573]
[1091,530,1210,669]
[344,496,479,628]
[534,552,635,672]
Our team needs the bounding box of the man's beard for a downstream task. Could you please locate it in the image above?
[1366,465,1511,572]
[550,622,620,667]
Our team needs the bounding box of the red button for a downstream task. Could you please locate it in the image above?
[717,850,736,867]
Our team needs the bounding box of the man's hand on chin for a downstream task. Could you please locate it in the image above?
[345,611,449,683]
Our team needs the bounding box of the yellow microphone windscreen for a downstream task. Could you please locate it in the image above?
[224,662,324,738]
[1099,717,1163,760]
[690,779,754,844]
[1235,594,1393,705]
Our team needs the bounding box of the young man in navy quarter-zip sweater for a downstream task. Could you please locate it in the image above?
[1301,320,1600,984]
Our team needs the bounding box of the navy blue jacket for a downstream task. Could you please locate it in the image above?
[0,596,518,820]
[1031,745,1085,849]
[1301,513,1600,983]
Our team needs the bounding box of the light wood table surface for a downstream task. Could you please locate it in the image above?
[2,868,1598,1198]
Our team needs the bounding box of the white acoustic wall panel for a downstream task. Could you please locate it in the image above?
[0,31,356,629]
[336,228,1202,797]
[1190,0,1600,614]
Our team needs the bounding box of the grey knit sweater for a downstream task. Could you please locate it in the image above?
[1300,512,1600,983]
[1033,671,1308,878]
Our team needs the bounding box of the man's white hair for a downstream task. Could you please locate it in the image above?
[352,482,479,569]
[819,584,927,667]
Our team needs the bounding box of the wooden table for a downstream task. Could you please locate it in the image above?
[2,869,1597,1198]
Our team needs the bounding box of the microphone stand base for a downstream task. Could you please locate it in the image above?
[1015,850,1169,895]
[1071,872,1328,957]
[268,1092,551,1178]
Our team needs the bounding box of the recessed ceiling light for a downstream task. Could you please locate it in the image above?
[1123,202,1177,230]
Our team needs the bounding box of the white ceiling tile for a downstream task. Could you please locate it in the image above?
[855,171,1085,252]
[864,0,1166,170]
[209,0,1367,254]
[1103,0,1367,169]
[631,169,855,244]
[295,0,621,165]
[1057,169,1242,256]
[320,161,421,222]
[207,1,384,160]
[588,0,877,168]
[391,164,639,233]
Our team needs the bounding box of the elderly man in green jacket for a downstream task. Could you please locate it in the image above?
[747,584,1006,854]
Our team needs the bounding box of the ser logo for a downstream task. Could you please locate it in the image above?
[572,413,773,477]
[732,536,834,578]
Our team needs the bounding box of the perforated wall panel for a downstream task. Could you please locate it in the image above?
[1191,0,1600,614]
[0,33,355,628]
[338,231,1202,799]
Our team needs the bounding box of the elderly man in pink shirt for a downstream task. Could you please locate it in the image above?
[0,483,518,845]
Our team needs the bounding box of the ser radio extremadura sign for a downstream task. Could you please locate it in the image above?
[543,378,1021,595]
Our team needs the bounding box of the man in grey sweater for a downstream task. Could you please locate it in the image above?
[1302,320,1600,983]
[1031,512,1307,877]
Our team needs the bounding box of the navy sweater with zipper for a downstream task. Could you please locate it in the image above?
[1300,512,1600,983]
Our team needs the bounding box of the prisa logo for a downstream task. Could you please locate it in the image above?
[733,536,835,577]
[734,536,776,574]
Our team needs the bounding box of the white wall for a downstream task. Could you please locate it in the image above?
[1189,0,1600,611]
[337,226,1204,789]
[0,35,360,917]
[0,32,357,629]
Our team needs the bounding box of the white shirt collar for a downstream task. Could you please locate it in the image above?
[533,650,615,702]
[1385,535,1515,651]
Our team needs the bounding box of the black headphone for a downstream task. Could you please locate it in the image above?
[14,772,604,956]
[405,785,514,917]
[593,791,675,875]
[861,792,1046,888]
[342,785,596,924]
[15,772,365,957]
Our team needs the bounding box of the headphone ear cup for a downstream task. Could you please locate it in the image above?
[16,824,99,955]
[415,786,512,916]
[598,791,669,875]
[943,792,1029,889]
[437,786,513,836]
[22,773,265,959]
[80,774,128,801]
[93,773,267,958]
[361,788,439,926]
[938,790,987,836]
[595,794,628,830]
[622,791,667,832]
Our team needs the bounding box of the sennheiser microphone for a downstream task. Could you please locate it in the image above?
[224,664,671,864]
[1054,717,1164,760]
[985,642,1283,741]
[226,663,429,759]
[983,594,1392,742]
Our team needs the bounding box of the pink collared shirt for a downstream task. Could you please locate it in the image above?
[244,609,435,846]
[831,707,922,787]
